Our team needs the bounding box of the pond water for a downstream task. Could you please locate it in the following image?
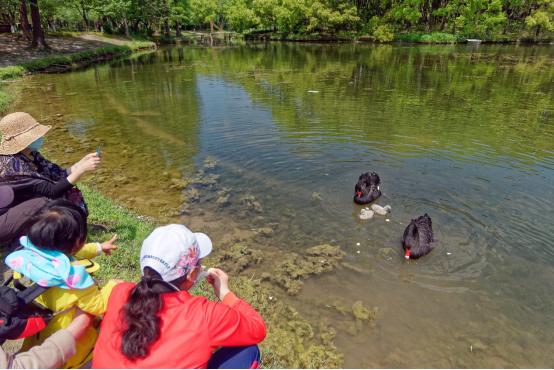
[12,43,554,367]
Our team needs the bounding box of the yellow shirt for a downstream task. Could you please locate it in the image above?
[21,243,117,369]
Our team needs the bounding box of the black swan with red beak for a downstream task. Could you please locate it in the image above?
[353,172,381,205]
[402,214,434,259]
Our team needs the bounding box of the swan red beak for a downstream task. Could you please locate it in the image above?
[356,191,362,197]
[404,248,411,259]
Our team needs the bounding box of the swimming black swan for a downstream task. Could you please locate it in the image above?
[402,214,434,259]
[354,172,381,205]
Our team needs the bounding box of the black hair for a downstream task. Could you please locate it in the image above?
[26,199,88,255]
[121,267,188,360]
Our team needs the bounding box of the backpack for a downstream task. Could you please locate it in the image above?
[0,273,52,344]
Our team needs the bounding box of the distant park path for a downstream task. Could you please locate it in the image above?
[0,33,124,67]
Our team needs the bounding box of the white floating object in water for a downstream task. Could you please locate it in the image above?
[447,252,452,256]
[356,250,361,254]
[371,204,391,215]
[356,242,361,246]
[359,209,374,220]
[385,219,390,222]
[308,90,319,93]
[269,296,273,300]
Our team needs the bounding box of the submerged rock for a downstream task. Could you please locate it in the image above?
[253,227,274,237]
[377,247,397,261]
[215,193,230,206]
[169,177,189,191]
[352,301,375,322]
[213,244,263,273]
[192,173,220,187]
[240,195,263,213]
[311,192,322,201]
[183,187,200,202]
[202,156,218,169]
[262,244,345,295]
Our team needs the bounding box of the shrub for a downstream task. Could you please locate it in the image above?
[373,24,394,42]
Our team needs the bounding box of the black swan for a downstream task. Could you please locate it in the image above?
[354,172,381,205]
[402,214,434,259]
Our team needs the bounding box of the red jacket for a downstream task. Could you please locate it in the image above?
[92,283,266,368]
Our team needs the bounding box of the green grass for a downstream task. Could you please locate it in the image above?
[0,90,11,113]
[80,184,156,282]
[0,66,25,80]
[395,31,462,43]
[20,42,155,72]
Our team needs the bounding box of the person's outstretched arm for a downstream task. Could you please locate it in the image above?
[204,268,267,347]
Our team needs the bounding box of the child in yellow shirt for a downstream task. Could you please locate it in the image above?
[5,199,120,368]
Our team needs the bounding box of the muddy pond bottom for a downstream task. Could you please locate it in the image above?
[11,43,554,367]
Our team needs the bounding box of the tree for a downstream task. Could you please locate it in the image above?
[189,0,220,31]
[525,0,554,37]
[29,0,47,48]
[20,0,32,40]
[223,0,260,33]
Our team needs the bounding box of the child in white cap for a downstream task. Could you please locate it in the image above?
[92,224,266,369]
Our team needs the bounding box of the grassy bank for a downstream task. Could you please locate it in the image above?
[81,184,344,368]
[0,37,155,114]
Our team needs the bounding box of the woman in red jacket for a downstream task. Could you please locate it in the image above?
[92,224,266,369]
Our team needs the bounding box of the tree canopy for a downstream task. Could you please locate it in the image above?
[1,0,553,42]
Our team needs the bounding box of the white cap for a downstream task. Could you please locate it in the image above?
[140,224,212,282]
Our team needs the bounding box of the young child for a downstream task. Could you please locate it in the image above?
[5,199,120,369]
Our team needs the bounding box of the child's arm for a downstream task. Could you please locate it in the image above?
[74,235,119,260]
[74,243,101,260]
[77,280,121,316]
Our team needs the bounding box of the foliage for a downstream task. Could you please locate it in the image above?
[0,90,11,114]
[525,0,554,37]
[395,31,461,43]
[1,0,553,44]
[0,66,26,80]
[373,24,395,42]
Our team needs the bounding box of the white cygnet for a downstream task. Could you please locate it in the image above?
[371,204,391,215]
[359,208,374,220]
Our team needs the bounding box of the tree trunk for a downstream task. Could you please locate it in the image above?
[29,0,47,48]
[535,25,541,38]
[164,19,170,37]
[80,0,89,31]
[175,21,181,37]
[210,20,214,33]
[123,15,129,36]
[20,0,32,41]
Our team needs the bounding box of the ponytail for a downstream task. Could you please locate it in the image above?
[121,267,164,360]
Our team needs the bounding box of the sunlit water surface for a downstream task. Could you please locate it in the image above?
[12,43,554,367]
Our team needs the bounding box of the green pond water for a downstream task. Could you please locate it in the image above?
[11,43,554,367]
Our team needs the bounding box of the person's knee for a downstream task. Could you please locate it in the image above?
[208,345,261,369]
[0,197,49,245]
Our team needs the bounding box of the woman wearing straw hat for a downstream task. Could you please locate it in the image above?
[0,112,100,246]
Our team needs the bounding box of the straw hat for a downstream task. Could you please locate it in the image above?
[0,112,51,155]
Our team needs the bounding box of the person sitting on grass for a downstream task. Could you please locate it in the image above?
[92,224,267,369]
[0,309,92,369]
[0,112,100,247]
[4,199,120,369]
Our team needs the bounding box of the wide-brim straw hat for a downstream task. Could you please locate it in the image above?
[0,112,51,155]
